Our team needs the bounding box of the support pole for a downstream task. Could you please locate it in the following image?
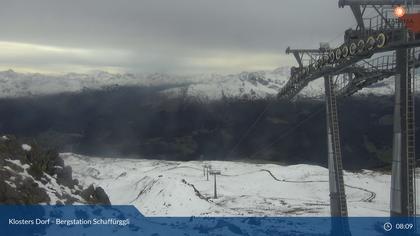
[325,75,348,217]
[391,46,416,217]
[209,170,221,199]
[214,174,217,199]
[325,75,351,235]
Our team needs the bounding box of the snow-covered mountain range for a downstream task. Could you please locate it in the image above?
[62,153,420,217]
[0,68,396,100]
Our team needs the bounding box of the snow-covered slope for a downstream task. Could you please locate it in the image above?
[0,136,111,205]
[62,153,420,217]
[2,158,86,204]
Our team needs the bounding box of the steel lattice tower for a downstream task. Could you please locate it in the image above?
[279,0,420,219]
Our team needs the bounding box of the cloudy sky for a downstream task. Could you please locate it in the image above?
[0,0,355,75]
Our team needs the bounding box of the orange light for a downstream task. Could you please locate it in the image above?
[394,5,406,18]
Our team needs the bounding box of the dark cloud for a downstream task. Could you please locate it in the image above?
[0,0,355,73]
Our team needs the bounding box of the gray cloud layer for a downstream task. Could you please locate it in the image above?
[0,0,355,74]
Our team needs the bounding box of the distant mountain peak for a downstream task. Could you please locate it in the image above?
[0,68,395,100]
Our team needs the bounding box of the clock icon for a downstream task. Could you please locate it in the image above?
[384,222,393,232]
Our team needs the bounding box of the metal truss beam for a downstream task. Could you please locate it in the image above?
[285,47,325,68]
[350,4,365,30]
[278,35,420,100]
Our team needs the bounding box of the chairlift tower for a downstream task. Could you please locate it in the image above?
[339,0,417,217]
[286,44,349,217]
[279,0,420,218]
[209,170,221,199]
[204,164,212,181]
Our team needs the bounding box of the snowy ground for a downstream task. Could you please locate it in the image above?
[2,158,85,205]
[62,153,420,217]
